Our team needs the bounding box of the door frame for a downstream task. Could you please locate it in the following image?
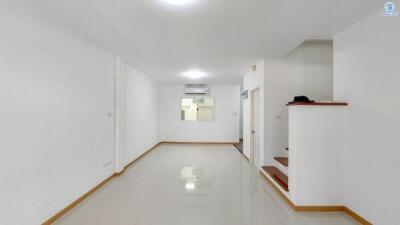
[250,88,260,167]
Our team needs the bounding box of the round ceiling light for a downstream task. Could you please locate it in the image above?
[182,70,208,79]
[162,0,195,5]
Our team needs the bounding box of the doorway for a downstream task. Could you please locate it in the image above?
[251,89,260,168]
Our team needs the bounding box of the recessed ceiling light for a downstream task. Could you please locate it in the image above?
[162,0,195,5]
[182,70,208,79]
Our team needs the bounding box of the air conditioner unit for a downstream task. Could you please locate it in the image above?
[184,86,210,95]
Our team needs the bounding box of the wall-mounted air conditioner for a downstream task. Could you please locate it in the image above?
[184,85,210,95]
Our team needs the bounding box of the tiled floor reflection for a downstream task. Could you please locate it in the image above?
[55,144,358,225]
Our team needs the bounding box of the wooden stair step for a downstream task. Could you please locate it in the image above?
[274,157,288,167]
[262,166,289,191]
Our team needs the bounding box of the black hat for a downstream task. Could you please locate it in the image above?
[289,96,315,104]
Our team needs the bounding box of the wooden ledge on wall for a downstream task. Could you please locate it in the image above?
[287,102,348,106]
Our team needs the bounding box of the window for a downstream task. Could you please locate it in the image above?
[181,97,214,121]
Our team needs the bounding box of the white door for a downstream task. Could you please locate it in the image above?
[251,89,260,168]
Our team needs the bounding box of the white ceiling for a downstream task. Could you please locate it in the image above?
[35,0,380,85]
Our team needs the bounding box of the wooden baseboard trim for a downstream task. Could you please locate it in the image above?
[344,207,372,225]
[43,144,371,225]
[259,170,296,209]
[124,142,161,170]
[259,170,372,225]
[42,142,161,225]
[42,174,115,225]
[114,170,125,176]
[295,205,345,212]
[161,141,240,145]
[241,153,250,161]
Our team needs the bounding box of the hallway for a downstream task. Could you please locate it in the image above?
[54,144,357,225]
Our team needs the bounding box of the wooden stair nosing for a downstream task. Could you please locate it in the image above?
[274,157,288,167]
[262,166,289,191]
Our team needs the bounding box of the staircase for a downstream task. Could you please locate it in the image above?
[274,157,288,167]
[261,147,289,191]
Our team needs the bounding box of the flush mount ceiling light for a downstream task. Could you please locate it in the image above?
[182,70,208,80]
[162,0,195,5]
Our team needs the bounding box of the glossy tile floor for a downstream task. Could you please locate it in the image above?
[55,144,358,225]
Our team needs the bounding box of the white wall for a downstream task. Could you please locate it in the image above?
[114,59,160,171]
[288,106,345,205]
[0,2,116,224]
[334,10,400,225]
[124,63,160,163]
[264,41,333,165]
[239,86,244,139]
[243,60,265,162]
[160,85,240,142]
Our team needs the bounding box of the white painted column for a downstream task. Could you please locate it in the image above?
[114,57,127,173]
